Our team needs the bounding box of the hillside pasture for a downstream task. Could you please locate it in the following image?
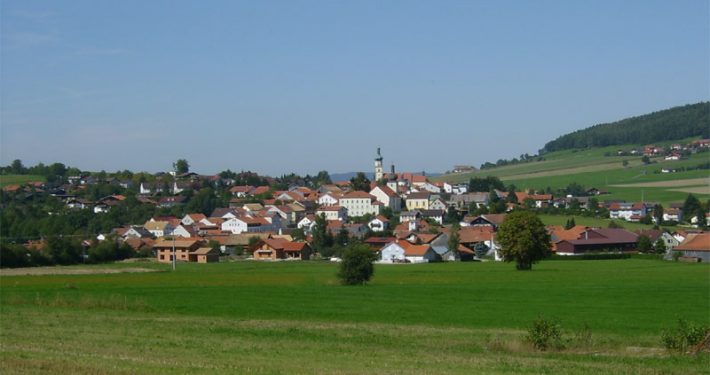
[0,175,46,188]
[1,260,708,374]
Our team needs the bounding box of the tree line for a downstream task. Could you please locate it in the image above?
[543,102,709,152]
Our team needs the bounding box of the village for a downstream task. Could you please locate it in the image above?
[4,144,709,267]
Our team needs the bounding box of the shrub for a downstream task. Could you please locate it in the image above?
[527,316,565,351]
[661,319,709,353]
[337,244,376,285]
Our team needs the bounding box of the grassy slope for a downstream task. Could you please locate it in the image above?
[0,175,46,188]
[435,144,709,206]
[1,260,708,374]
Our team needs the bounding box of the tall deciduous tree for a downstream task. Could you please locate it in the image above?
[350,172,371,192]
[497,211,551,270]
[173,159,190,174]
[337,244,376,285]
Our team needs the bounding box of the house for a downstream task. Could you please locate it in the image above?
[429,198,447,211]
[609,202,650,222]
[664,152,682,161]
[461,214,507,229]
[339,191,381,217]
[188,247,220,263]
[181,213,207,226]
[400,210,421,223]
[421,210,445,225]
[66,198,92,210]
[315,205,348,221]
[252,238,312,260]
[154,239,203,263]
[635,229,679,250]
[158,195,187,208]
[405,192,431,211]
[144,220,175,238]
[123,225,154,239]
[369,185,402,212]
[554,228,638,255]
[673,233,710,262]
[297,214,317,231]
[416,182,442,194]
[172,224,197,238]
[211,207,240,219]
[221,216,275,234]
[229,185,254,197]
[364,236,396,250]
[449,192,489,210]
[243,203,265,212]
[379,239,439,263]
[368,215,390,232]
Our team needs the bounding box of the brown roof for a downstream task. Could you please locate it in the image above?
[372,185,398,198]
[191,247,219,255]
[152,238,202,249]
[674,233,710,252]
[396,240,432,256]
[342,191,374,199]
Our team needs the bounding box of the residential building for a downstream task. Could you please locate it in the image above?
[339,191,381,217]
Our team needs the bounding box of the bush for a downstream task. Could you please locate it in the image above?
[527,316,565,351]
[661,319,709,352]
[337,244,376,285]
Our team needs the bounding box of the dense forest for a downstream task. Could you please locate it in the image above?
[542,102,709,152]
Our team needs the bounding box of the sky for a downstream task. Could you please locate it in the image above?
[1,0,708,176]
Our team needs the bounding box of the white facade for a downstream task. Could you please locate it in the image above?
[317,193,340,207]
[172,225,193,238]
[368,217,389,232]
[340,196,381,217]
[297,216,316,231]
[316,206,348,221]
[221,218,248,234]
[370,186,402,212]
[380,243,406,263]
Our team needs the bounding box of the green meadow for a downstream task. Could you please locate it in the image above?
[0,175,46,188]
[1,260,708,374]
[436,144,710,206]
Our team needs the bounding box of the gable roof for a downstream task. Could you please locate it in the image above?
[342,191,375,199]
[674,233,710,252]
[371,185,398,198]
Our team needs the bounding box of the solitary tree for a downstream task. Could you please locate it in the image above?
[497,211,551,270]
[173,159,190,174]
[338,244,376,285]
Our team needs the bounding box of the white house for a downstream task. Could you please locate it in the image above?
[415,182,441,194]
[429,199,447,211]
[368,215,390,232]
[317,193,340,207]
[171,224,195,238]
[297,214,317,232]
[144,221,174,238]
[370,185,402,212]
[379,240,439,263]
[339,191,381,217]
[221,215,277,234]
[181,213,207,226]
[316,206,348,221]
[609,202,649,222]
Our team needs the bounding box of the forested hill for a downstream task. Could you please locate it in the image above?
[542,102,709,152]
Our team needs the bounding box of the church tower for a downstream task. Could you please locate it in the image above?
[374,147,384,181]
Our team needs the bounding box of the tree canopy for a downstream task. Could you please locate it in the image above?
[496,211,551,270]
[543,102,709,152]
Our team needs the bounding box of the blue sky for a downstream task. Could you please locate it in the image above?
[2,0,708,176]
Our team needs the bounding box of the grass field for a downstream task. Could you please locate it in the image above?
[0,175,46,188]
[1,260,708,374]
[434,144,710,206]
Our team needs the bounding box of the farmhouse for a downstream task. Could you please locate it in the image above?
[379,240,439,263]
[252,238,312,260]
[188,247,220,263]
[674,233,710,262]
[154,239,203,263]
[554,228,638,255]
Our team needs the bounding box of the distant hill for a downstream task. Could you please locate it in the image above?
[542,102,709,153]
